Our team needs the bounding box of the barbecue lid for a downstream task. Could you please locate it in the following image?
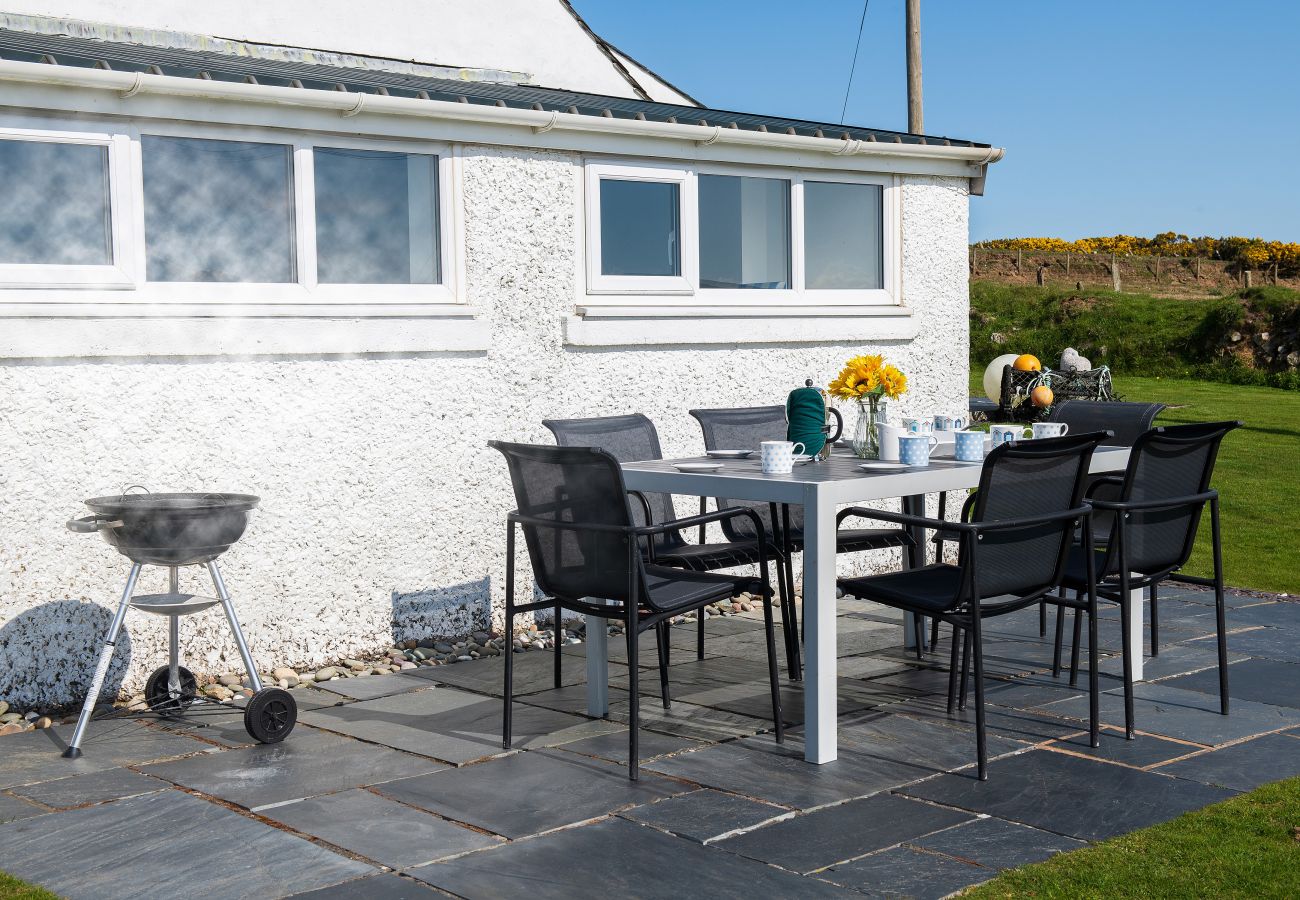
[84,492,261,515]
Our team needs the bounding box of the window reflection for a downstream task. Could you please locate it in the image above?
[0,139,111,266]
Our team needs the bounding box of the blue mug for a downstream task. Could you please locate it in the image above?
[898,434,939,467]
[954,430,985,462]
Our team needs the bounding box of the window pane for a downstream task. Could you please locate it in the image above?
[314,148,439,284]
[143,135,295,282]
[0,139,111,265]
[699,174,790,289]
[599,179,679,277]
[804,181,883,290]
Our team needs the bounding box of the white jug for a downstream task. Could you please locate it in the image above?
[874,421,906,461]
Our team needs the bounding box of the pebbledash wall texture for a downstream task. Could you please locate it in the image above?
[0,144,970,707]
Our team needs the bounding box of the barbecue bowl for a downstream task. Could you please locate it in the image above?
[70,492,260,566]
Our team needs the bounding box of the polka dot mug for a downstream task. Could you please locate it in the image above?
[898,434,940,467]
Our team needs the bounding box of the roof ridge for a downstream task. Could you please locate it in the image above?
[557,0,652,102]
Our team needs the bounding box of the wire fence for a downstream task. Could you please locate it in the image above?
[969,247,1299,293]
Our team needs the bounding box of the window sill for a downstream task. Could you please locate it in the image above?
[564,305,916,347]
[0,313,489,360]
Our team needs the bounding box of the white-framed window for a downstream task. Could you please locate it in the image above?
[582,159,899,306]
[0,117,461,312]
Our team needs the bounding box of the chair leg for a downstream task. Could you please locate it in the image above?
[697,611,705,661]
[626,611,640,781]
[947,624,961,714]
[1051,596,1066,678]
[1040,599,1047,638]
[970,613,989,781]
[1150,582,1160,657]
[930,615,940,650]
[1088,600,1100,748]
[1211,498,1229,716]
[913,614,925,660]
[1118,576,1136,740]
[1068,603,1083,688]
[503,527,516,751]
[655,622,671,710]
[553,601,563,690]
[774,552,800,682]
[760,588,785,744]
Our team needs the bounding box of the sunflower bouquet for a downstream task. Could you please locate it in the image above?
[828,354,907,458]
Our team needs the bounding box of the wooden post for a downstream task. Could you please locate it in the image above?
[1244,270,1253,289]
[906,0,923,133]
[1037,264,1048,287]
[1195,257,1201,280]
[1111,254,1122,292]
[1066,251,1071,276]
[1016,248,1022,274]
[1154,255,1160,283]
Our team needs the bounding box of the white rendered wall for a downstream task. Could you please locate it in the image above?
[0,150,969,707]
[0,0,695,101]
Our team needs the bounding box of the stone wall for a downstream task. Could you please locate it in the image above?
[0,146,970,706]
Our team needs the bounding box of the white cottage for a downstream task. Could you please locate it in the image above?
[0,0,1002,705]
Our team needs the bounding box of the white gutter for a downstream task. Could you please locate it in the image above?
[0,59,1005,166]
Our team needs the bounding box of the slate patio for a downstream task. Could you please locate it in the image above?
[1,586,1298,899]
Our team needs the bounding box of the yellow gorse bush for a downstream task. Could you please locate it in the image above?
[828,354,908,402]
[974,232,1300,268]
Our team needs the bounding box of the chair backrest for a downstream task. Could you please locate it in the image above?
[542,414,684,551]
[1106,421,1241,577]
[490,440,639,604]
[964,432,1105,600]
[1047,400,1166,446]
[689,406,790,542]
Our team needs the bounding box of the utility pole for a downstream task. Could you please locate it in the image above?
[906,0,923,133]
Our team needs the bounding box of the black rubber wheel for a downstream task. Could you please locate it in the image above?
[243,687,297,744]
[143,665,198,716]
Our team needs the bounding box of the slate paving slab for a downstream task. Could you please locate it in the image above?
[1096,642,1248,682]
[605,696,772,742]
[0,793,45,825]
[300,685,615,763]
[715,791,972,873]
[565,629,722,668]
[1041,681,1300,746]
[1155,733,1300,792]
[310,673,436,701]
[551,726,704,765]
[820,845,993,898]
[1163,657,1300,710]
[837,654,912,679]
[901,749,1236,841]
[411,817,854,899]
[410,649,606,695]
[517,683,629,716]
[883,695,1082,745]
[1045,727,1200,768]
[286,873,442,898]
[375,749,687,839]
[0,790,373,900]
[262,788,501,868]
[0,720,210,789]
[141,729,443,810]
[1188,626,1300,663]
[8,767,167,810]
[910,816,1085,870]
[648,736,945,810]
[1218,600,1300,630]
[618,789,790,843]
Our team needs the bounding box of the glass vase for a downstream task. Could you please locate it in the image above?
[851,397,881,459]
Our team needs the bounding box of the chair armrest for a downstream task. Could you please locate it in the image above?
[1084,476,1125,502]
[1088,490,1217,513]
[839,506,973,533]
[637,505,767,545]
[507,511,635,536]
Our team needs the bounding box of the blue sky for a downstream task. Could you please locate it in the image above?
[574,0,1300,242]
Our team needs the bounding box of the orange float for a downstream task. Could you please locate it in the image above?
[1013,354,1042,372]
[1031,385,1055,408]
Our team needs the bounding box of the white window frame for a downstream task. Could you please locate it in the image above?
[0,114,464,315]
[584,161,696,294]
[0,126,136,290]
[581,158,900,308]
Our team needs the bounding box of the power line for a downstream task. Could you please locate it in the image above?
[839,0,870,124]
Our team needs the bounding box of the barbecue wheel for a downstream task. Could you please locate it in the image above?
[143,665,198,716]
[244,687,297,744]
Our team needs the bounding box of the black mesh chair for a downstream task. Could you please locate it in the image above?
[836,433,1106,780]
[491,440,784,779]
[1054,421,1241,739]
[689,406,916,674]
[542,415,797,680]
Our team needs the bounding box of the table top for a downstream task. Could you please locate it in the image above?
[622,444,1131,505]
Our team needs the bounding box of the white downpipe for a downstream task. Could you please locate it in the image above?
[0,59,1005,167]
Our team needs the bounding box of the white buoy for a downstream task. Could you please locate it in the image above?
[983,353,1020,402]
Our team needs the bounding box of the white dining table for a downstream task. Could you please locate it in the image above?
[586,442,1137,765]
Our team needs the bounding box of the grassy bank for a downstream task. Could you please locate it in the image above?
[0,872,57,900]
[966,776,1300,899]
[970,283,1300,390]
[969,375,1297,594]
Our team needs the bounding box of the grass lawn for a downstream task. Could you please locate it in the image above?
[970,374,1298,594]
[0,872,58,900]
[966,776,1300,899]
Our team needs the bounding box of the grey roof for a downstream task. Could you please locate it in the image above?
[0,28,988,149]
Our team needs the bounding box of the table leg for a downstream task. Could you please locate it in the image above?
[902,493,926,650]
[1127,582,1145,682]
[585,604,609,717]
[802,487,837,764]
